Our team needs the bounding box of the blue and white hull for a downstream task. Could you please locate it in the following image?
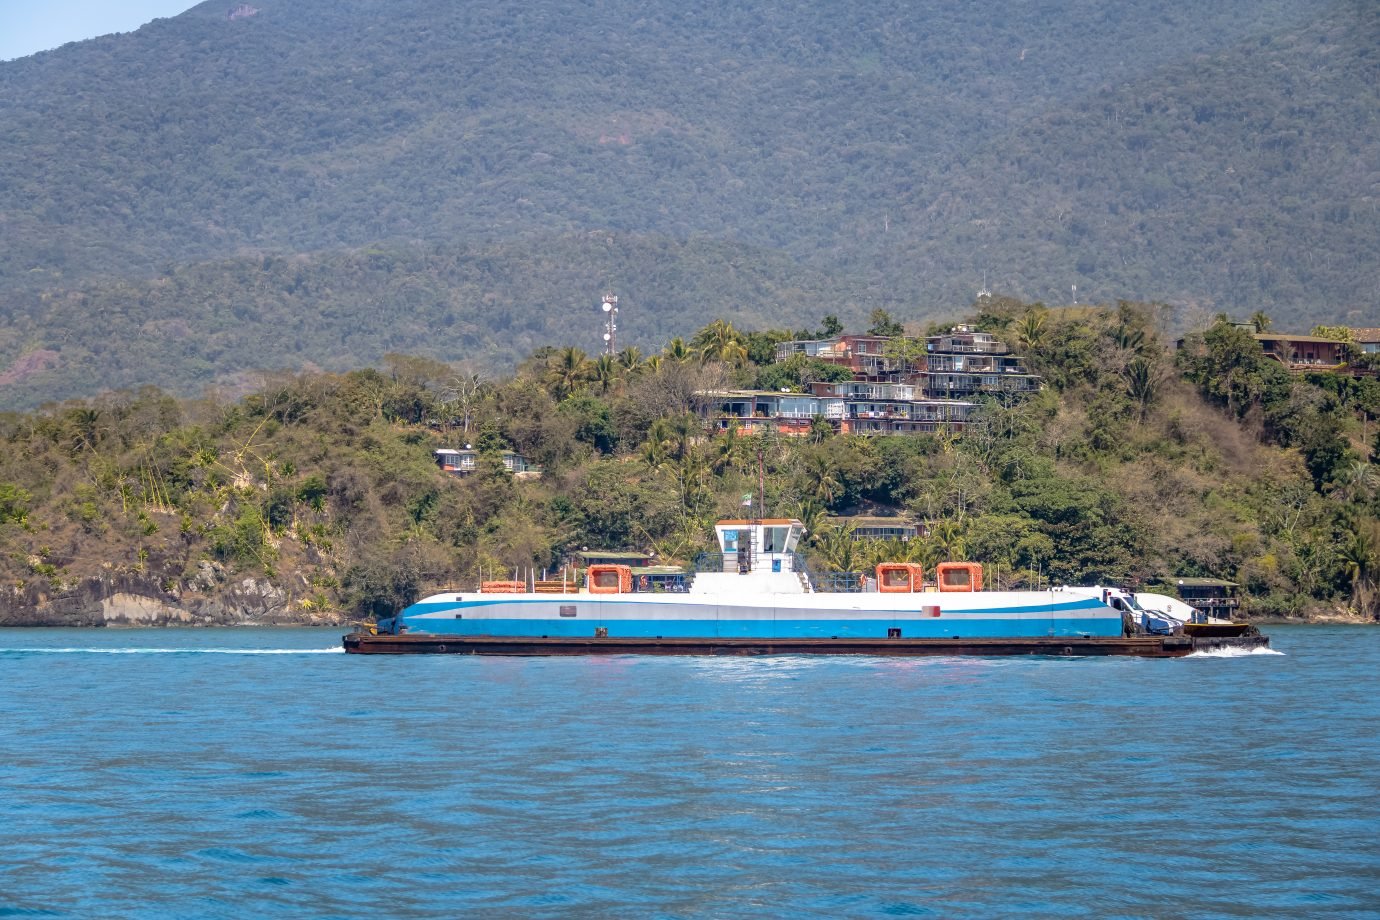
[385,588,1123,640]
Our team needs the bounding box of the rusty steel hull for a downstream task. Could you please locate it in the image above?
[342,632,1271,657]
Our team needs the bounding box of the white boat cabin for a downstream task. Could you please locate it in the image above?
[713,518,805,574]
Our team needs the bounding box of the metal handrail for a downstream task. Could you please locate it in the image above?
[691,551,808,574]
[808,571,869,593]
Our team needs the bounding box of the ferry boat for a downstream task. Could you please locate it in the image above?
[343,519,1268,657]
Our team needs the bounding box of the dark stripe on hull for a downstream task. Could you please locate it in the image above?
[342,633,1271,657]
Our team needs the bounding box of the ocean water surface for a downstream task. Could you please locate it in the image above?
[0,624,1376,918]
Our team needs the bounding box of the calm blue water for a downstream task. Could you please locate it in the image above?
[0,625,1376,918]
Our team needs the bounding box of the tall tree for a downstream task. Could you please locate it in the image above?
[866,309,905,337]
[545,347,593,400]
[592,354,619,395]
[692,319,749,367]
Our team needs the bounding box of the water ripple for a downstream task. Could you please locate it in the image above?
[0,625,1375,918]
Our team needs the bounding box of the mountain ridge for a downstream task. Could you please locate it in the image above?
[0,0,1374,406]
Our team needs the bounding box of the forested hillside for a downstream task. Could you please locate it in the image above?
[1,0,1377,407]
[0,235,904,407]
[1,302,1376,626]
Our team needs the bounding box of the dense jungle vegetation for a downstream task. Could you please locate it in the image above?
[1,0,1377,407]
[2,301,1376,623]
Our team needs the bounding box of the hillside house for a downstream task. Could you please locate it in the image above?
[1352,328,1380,356]
[696,390,842,437]
[697,387,976,436]
[726,323,1037,436]
[774,334,914,380]
[1254,333,1347,371]
[923,324,1041,399]
[434,448,541,478]
[826,515,923,541]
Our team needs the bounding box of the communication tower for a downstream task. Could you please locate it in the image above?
[600,294,619,356]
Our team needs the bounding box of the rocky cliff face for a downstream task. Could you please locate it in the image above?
[0,569,348,627]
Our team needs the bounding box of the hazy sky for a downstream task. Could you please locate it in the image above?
[0,0,196,62]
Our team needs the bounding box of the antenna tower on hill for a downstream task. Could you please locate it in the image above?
[600,294,619,356]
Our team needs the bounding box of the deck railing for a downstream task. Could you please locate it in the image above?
[808,571,869,593]
[692,552,807,574]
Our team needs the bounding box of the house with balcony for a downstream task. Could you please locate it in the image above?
[774,334,920,381]
[711,322,1037,437]
[808,380,977,434]
[774,324,1039,400]
[698,385,978,437]
[1253,333,1348,371]
[922,324,1041,399]
[697,390,845,436]
[434,448,541,478]
[826,515,924,542]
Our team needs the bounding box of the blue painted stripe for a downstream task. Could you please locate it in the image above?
[398,616,1121,639]
[402,596,1111,618]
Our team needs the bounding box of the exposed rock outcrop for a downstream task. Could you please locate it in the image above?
[0,573,348,627]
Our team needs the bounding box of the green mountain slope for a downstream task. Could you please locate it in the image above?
[891,2,1380,317]
[0,0,1375,406]
[0,234,902,407]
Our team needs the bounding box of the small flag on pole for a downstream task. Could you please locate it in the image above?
[740,493,753,507]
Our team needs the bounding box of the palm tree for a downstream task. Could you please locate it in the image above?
[1340,525,1378,618]
[592,354,619,395]
[1250,311,1273,333]
[910,533,944,573]
[1123,356,1161,421]
[672,453,713,512]
[866,537,913,567]
[692,319,749,367]
[663,337,692,363]
[1016,309,1048,352]
[640,418,673,469]
[929,519,967,561]
[545,346,593,400]
[800,452,842,506]
[1337,461,1374,503]
[65,407,104,454]
[790,498,828,544]
[668,413,700,462]
[708,423,745,474]
[816,523,862,573]
[617,346,644,373]
[1112,323,1145,353]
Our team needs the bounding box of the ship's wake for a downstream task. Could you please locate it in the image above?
[1187,645,1284,658]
